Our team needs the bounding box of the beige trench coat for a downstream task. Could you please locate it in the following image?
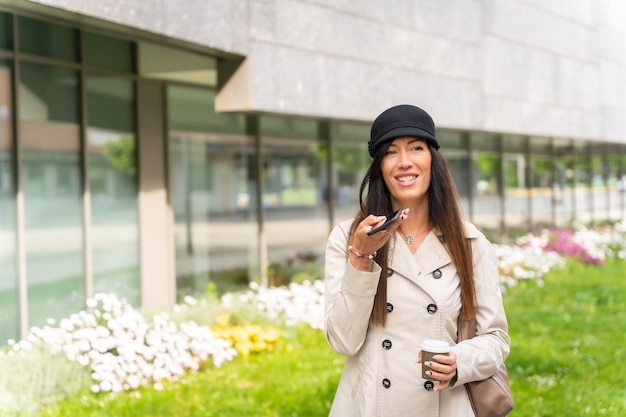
[324,219,510,417]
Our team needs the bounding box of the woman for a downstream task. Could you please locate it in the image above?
[324,104,510,416]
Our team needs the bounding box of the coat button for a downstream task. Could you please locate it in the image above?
[386,303,394,313]
[427,304,437,314]
[382,378,391,388]
[387,268,394,277]
[432,269,442,279]
[382,339,392,350]
[424,380,434,391]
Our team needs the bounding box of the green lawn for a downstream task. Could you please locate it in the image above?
[504,258,626,416]
[25,259,626,417]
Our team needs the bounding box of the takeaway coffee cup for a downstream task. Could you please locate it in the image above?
[420,339,450,380]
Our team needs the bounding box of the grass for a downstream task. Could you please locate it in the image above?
[10,258,626,417]
[504,258,626,416]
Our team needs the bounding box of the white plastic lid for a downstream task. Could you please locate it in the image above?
[420,339,450,353]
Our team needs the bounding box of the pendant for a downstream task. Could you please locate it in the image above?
[404,235,414,244]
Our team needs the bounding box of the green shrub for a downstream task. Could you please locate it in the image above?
[0,347,91,416]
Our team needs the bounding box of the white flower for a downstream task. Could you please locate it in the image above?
[221,293,233,307]
[9,292,238,394]
[183,295,197,306]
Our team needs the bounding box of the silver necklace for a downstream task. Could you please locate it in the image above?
[401,226,431,245]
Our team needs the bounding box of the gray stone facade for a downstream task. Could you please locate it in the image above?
[23,0,626,143]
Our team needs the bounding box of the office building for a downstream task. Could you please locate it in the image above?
[1,0,625,342]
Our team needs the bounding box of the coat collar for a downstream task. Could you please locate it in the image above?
[388,222,482,284]
[389,231,450,283]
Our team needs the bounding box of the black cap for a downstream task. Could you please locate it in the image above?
[368,104,440,157]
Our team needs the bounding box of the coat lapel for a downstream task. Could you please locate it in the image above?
[388,231,452,288]
[415,231,452,276]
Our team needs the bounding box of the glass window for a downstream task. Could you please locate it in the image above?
[261,115,327,286]
[329,121,370,220]
[19,62,83,328]
[0,58,18,342]
[86,74,139,304]
[617,145,626,218]
[84,31,134,73]
[573,142,592,224]
[0,11,12,50]
[168,86,256,297]
[438,130,466,149]
[590,148,607,224]
[529,137,554,227]
[502,134,529,233]
[553,138,575,227]
[439,131,471,220]
[470,132,502,235]
[18,16,78,62]
[606,144,624,221]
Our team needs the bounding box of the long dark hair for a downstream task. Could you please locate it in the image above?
[350,142,476,326]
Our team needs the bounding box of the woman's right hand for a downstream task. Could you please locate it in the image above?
[348,209,409,270]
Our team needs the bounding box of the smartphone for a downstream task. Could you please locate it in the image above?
[367,208,403,236]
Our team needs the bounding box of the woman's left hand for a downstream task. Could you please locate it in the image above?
[419,350,458,391]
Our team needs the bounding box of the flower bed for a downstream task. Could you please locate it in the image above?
[495,220,625,287]
[6,293,237,394]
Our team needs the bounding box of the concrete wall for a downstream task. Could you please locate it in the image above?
[23,0,249,54]
[24,0,626,142]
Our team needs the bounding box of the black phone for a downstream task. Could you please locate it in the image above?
[367,208,403,236]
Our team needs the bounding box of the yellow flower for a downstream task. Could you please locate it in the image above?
[210,321,281,357]
[215,313,230,328]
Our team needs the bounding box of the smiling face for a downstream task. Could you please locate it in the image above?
[380,136,432,208]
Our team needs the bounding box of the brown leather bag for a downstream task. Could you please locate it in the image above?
[457,317,514,417]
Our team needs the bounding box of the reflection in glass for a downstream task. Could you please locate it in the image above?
[591,150,608,223]
[329,122,370,220]
[502,134,528,233]
[529,137,553,227]
[18,16,78,62]
[0,11,12,50]
[168,86,256,297]
[553,139,574,227]
[19,62,84,328]
[439,131,471,221]
[609,146,626,219]
[616,145,626,219]
[573,142,592,223]
[86,75,139,304]
[0,58,18,342]
[471,133,502,234]
[84,32,134,73]
[261,116,328,287]
[606,148,619,220]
